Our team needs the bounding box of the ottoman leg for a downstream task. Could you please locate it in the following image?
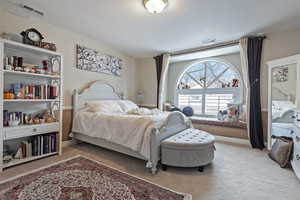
[162,164,167,171]
[198,166,204,172]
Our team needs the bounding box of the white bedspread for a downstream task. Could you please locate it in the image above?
[272,123,293,137]
[72,110,170,159]
[272,100,295,120]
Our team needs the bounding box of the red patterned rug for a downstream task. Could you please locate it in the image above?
[0,156,192,200]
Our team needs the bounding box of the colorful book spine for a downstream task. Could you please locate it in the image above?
[8,84,59,100]
[3,110,9,126]
[13,133,58,161]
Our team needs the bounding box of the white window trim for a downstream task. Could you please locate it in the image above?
[174,58,244,117]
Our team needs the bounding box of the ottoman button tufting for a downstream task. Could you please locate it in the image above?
[161,128,215,172]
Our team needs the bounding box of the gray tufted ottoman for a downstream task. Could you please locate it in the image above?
[161,128,215,172]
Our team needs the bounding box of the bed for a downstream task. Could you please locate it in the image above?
[272,123,293,138]
[71,81,191,174]
[272,100,295,122]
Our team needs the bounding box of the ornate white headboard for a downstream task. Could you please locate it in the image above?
[73,81,121,112]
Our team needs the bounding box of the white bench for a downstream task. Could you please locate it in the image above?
[161,128,215,172]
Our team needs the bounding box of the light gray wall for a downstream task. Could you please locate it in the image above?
[0,10,138,107]
[166,53,242,104]
[136,58,157,106]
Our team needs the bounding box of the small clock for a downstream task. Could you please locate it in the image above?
[20,28,44,47]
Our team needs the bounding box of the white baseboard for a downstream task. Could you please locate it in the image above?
[62,139,76,148]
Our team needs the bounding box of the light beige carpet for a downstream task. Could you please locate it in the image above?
[0,136,299,200]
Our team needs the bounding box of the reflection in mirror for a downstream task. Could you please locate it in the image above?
[271,64,297,140]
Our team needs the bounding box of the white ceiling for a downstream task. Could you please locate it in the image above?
[2,0,300,58]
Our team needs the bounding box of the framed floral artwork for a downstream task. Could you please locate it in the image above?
[272,67,288,83]
[76,45,122,76]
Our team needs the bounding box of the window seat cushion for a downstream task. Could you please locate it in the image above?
[191,117,247,129]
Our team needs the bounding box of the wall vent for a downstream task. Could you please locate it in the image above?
[21,4,44,17]
[2,1,45,18]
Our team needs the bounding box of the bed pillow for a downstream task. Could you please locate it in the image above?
[118,100,139,113]
[86,100,124,113]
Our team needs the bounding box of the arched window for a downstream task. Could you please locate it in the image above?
[176,60,242,117]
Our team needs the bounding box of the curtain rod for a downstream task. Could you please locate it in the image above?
[171,40,240,57]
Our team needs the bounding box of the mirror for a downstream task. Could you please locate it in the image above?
[271,63,297,141]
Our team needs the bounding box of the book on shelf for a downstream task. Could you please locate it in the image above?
[6,83,59,100]
[4,82,59,99]
[12,133,58,162]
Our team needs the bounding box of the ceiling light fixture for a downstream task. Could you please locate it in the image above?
[144,0,168,14]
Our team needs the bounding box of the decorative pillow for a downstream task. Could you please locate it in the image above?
[268,137,293,168]
[86,100,124,113]
[118,100,139,113]
[182,106,194,117]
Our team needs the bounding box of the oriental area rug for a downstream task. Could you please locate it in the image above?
[0,156,192,200]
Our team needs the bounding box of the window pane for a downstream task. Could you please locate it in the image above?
[206,62,229,88]
[205,94,233,115]
[218,70,239,87]
[178,61,240,90]
[187,63,205,73]
[182,63,205,89]
[188,70,205,89]
[177,60,242,117]
[178,94,203,114]
[207,81,223,88]
[208,61,228,74]
[178,74,199,89]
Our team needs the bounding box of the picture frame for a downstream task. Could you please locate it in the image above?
[76,45,122,77]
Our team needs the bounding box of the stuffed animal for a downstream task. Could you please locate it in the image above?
[227,106,239,122]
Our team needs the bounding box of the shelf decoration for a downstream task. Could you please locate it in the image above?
[20,28,57,51]
[4,55,60,76]
[20,28,44,47]
[76,44,122,77]
[3,109,57,127]
[51,57,61,75]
